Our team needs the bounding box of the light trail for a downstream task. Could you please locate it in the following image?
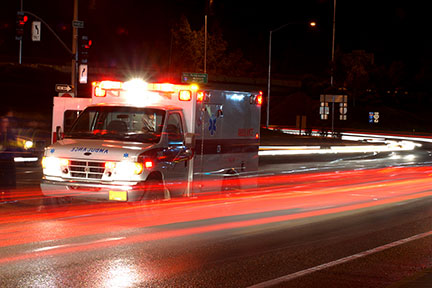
[0,166,431,264]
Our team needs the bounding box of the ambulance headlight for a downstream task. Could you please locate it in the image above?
[42,157,69,175]
[113,161,144,176]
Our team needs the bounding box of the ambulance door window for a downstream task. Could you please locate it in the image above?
[166,113,184,145]
[63,110,82,133]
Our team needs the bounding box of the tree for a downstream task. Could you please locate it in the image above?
[170,15,252,76]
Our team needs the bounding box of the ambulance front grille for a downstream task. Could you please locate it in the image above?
[69,160,105,179]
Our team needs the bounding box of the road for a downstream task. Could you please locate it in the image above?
[1,144,432,287]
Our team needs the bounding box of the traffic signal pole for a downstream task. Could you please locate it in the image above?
[18,0,23,64]
[17,4,78,95]
[71,0,79,97]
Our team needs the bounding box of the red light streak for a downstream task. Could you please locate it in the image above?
[1,166,432,264]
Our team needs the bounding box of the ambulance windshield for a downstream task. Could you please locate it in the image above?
[65,106,165,143]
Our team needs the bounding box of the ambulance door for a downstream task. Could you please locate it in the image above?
[161,112,190,196]
[196,102,224,174]
[52,97,92,143]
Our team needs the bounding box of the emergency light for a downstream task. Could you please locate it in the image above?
[256,91,263,105]
[92,79,197,102]
[179,90,192,101]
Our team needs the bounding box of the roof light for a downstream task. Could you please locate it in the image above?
[94,86,106,97]
[179,90,192,101]
[147,83,175,92]
[100,80,123,90]
[93,80,123,97]
[190,84,199,91]
[197,91,205,102]
[256,91,263,105]
[123,78,147,94]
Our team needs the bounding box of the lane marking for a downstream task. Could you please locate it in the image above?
[32,237,125,253]
[248,230,432,288]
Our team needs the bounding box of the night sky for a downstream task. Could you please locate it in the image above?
[1,1,431,76]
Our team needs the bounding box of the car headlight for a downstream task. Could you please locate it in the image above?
[24,140,34,150]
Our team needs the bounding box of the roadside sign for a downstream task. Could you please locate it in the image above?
[374,112,379,123]
[72,20,84,29]
[320,94,348,103]
[55,84,73,93]
[182,72,208,84]
[369,112,379,123]
[31,21,41,41]
[79,64,88,84]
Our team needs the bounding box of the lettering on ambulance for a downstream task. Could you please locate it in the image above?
[70,147,109,153]
[238,128,254,137]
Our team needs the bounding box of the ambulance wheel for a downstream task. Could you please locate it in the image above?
[221,169,240,195]
[42,196,72,207]
[142,175,170,201]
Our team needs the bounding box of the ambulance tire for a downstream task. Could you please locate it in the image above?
[42,196,72,207]
[221,169,240,195]
[142,174,169,201]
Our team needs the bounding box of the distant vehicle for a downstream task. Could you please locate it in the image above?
[40,79,262,202]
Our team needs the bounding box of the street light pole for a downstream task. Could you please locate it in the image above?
[266,30,273,128]
[72,0,78,97]
[330,0,336,87]
[266,22,316,128]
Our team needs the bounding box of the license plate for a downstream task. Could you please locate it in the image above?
[109,190,127,201]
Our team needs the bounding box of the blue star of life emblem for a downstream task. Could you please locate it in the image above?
[209,116,217,135]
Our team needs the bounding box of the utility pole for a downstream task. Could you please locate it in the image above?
[204,14,207,73]
[18,0,23,64]
[72,0,79,97]
[330,0,336,135]
[330,0,336,87]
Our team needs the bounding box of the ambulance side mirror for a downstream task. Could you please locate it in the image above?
[184,133,195,149]
[56,126,63,141]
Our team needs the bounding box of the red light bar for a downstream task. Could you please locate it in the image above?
[256,91,263,105]
[179,90,192,101]
[100,80,123,90]
[197,91,204,102]
[92,80,124,97]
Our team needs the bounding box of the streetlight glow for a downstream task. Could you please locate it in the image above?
[266,21,317,128]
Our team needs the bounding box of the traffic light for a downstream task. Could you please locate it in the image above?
[79,35,92,64]
[16,11,28,40]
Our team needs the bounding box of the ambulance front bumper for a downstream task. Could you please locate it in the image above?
[40,178,145,202]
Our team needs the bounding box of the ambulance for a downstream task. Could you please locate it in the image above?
[40,78,262,202]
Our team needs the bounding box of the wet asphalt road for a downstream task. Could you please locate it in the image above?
[1,146,432,287]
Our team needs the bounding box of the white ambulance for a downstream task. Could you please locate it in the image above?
[40,78,262,202]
